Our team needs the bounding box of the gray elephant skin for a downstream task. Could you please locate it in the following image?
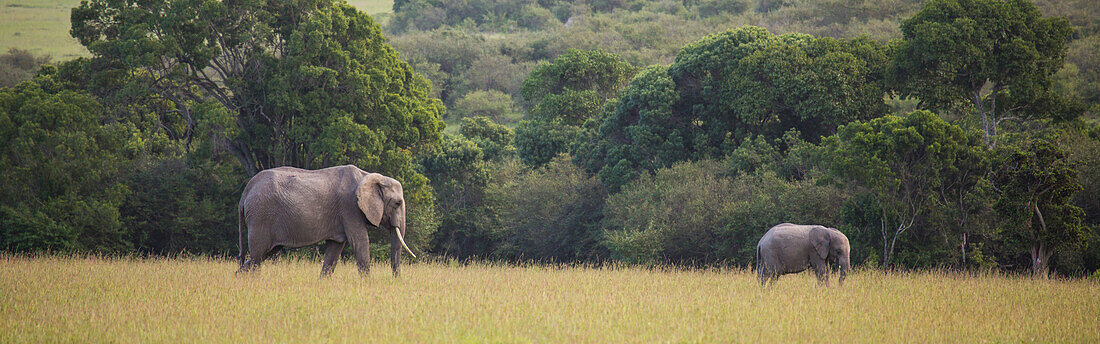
[756,223,851,286]
[237,165,416,277]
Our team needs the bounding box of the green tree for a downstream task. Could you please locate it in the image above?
[992,135,1087,277]
[520,49,638,114]
[587,26,890,190]
[582,65,685,191]
[516,49,636,167]
[460,116,516,162]
[418,134,498,258]
[120,158,246,255]
[514,119,583,167]
[71,0,444,252]
[891,0,1076,147]
[0,73,139,253]
[71,0,444,179]
[669,26,890,147]
[823,110,988,269]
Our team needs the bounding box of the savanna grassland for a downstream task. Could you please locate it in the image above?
[0,0,86,59]
[0,0,393,59]
[1,255,1097,343]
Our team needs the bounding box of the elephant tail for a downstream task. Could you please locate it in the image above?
[237,205,246,268]
[754,245,761,273]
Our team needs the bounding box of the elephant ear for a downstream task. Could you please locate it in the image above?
[357,173,386,227]
[810,226,831,260]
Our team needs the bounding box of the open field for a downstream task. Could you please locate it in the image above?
[0,0,85,59]
[1,255,1097,343]
[0,0,393,60]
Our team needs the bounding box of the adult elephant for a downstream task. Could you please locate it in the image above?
[756,223,850,286]
[237,165,416,277]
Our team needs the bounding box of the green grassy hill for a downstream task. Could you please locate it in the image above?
[0,0,85,59]
[0,0,393,60]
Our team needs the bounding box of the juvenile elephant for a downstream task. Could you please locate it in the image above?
[237,165,416,277]
[756,223,850,286]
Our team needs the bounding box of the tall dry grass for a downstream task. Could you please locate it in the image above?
[1,255,1097,343]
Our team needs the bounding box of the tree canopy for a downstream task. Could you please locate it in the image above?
[822,110,989,269]
[891,0,1077,146]
[71,0,444,180]
[0,72,138,253]
[585,26,891,191]
[516,49,636,167]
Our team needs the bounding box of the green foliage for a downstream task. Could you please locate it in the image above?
[389,29,536,105]
[521,49,638,112]
[686,0,750,18]
[0,73,138,253]
[516,49,636,167]
[822,110,990,268]
[451,90,523,125]
[672,26,891,144]
[492,155,607,261]
[459,116,516,162]
[514,119,583,167]
[456,54,536,102]
[71,0,444,181]
[418,134,498,258]
[583,65,683,191]
[602,160,844,266]
[991,134,1087,275]
[390,0,559,33]
[891,0,1077,145]
[1059,35,1100,107]
[120,158,245,255]
[587,26,890,190]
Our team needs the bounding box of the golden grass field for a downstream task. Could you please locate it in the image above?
[0,0,393,60]
[1,255,1098,343]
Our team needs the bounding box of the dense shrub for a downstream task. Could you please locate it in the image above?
[492,155,607,261]
[451,90,523,125]
[418,135,497,258]
[689,0,750,17]
[460,116,517,162]
[0,74,138,253]
[602,160,845,266]
[0,49,50,88]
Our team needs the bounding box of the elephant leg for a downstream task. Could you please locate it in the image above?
[347,229,371,276]
[243,243,271,272]
[262,246,283,262]
[320,240,345,277]
[758,263,772,287]
[813,263,830,287]
[236,258,254,274]
[390,232,402,278]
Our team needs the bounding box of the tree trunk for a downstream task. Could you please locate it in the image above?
[960,232,967,268]
[1030,203,1053,278]
[881,210,890,271]
[1030,242,1053,279]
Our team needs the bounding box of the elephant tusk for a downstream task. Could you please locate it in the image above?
[395,227,416,258]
